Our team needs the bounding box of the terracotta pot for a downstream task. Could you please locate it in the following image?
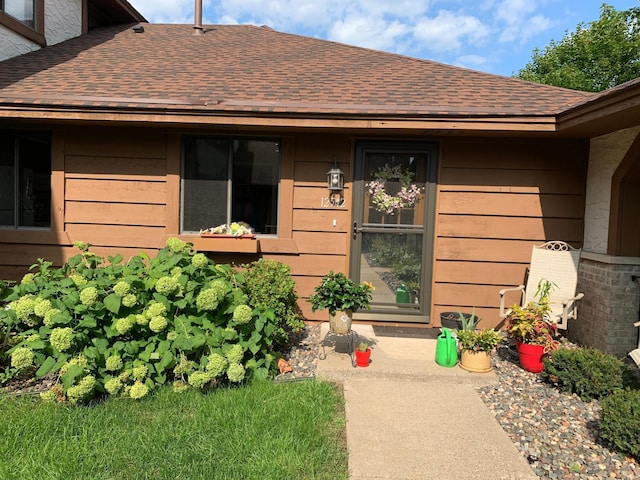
[355,347,371,367]
[459,349,492,373]
[516,341,545,373]
[329,309,352,334]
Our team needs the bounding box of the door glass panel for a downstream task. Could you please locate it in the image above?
[361,232,423,310]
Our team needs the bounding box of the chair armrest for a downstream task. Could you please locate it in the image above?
[634,321,640,328]
[499,285,524,319]
[559,293,585,328]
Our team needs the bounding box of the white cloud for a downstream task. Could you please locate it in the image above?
[413,10,490,52]
[455,54,491,69]
[329,16,411,51]
[494,0,553,44]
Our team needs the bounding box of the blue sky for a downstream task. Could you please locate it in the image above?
[128,0,639,77]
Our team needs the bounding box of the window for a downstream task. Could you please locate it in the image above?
[1,0,35,28]
[0,131,52,228]
[182,137,280,235]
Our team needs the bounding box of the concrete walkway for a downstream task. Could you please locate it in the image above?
[315,323,537,480]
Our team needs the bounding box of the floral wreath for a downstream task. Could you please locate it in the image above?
[365,164,423,215]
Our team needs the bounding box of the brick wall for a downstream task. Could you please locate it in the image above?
[570,253,640,359]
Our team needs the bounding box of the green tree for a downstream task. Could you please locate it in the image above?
[516,4,640,92]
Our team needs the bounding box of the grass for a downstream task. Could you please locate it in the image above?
[0,379,348,480]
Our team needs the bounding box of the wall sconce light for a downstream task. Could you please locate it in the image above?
[327,159,344,192]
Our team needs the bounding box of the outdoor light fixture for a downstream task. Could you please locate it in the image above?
[327,159,344,192]
[326,158,345,206]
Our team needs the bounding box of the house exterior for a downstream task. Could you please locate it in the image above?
[1,1,639,358]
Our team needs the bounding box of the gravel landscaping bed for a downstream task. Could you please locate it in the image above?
[276,325,640,479]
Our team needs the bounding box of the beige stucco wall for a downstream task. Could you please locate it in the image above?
[45,0,82,46]
[0,0,81,62]
[583,126,640,253]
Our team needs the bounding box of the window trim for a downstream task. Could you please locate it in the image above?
[0,0,45,47]
[180,135,282,237]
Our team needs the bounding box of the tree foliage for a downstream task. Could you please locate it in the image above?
[516,4,640,92]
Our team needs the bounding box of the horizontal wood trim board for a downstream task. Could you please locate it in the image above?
[257,238,299,254]
[294,161,353,184]
[188,236,259,254]
[434,260,527,285]
[65,129,167,158]
[65,224,167,249]
[436,238,542,263]
[439,168,584,195]
[438,191,584,218]
[436,215,582,241]
[293,186,351,210]
[292,231,348,255]
[65,178,167,204]
[280,254,347,276]
[65,156,166,180]
[65,202,166,226]
[433,283,505,309]
[0,265,33,282]
[292,209,349,232]
[0,230,71,245]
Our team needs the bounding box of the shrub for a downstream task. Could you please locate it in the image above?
[542,347,636,401]
[241,259,304,345]
[600,389,640,460]
[0,239,285,404]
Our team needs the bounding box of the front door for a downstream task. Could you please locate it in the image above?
[350,141,438,322]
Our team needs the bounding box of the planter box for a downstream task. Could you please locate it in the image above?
[190,234,259,253]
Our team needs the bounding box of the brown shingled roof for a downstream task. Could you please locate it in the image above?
[0,23,593,118]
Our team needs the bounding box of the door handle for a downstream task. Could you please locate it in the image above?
[353,222,360,239]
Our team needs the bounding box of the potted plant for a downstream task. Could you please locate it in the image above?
[355,341,371,367]
[455,328,503,373]
[308,272,373,334]
[504,279,559,373]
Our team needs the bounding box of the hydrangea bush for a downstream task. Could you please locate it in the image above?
[0,238,288,404]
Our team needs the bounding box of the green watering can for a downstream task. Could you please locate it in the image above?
[435,328,458,367]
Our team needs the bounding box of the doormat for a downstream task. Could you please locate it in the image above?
[372,326,438,339]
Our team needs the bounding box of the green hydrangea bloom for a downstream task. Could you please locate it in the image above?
[11,347,34,370]
[223,327,238,340]
[105,355,123,372]
[118,370,131,382]
[135,314,148,326]
[79,286,98,306]
[166,237,188,253]
[50,327,73,351]
[59,355,88,375]
[43,308,62,327]
[145,301,167,319]
[21,273,35,285]
[70,274,88,287]
[205,353,227,377]
[172,381,190,393]
[40,389,58,403]
[26,333,41,342]
[149,316,168,333]
[115,317,134,335]
[196,288,219,312]
[122,293,137,308]
[170,267,182,277]
[132,365,148,382]
[155,276,180,295]
[14,295,36,321]
[113,281,131,297]
[211,279,230,297]
[173,356,194,375]
[33,298,52,318]
[191,253,208,269]
[227,363,246,383]
[104,377,123,395]
[129,381,149,400]
[166,330,178,341]
[226,344,244,365]
[188,371,212,389]
[232,305,252,325]
[66,375,96,404]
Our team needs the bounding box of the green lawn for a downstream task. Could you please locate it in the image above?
[0,379,348,480]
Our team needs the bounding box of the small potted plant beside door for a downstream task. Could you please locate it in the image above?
[355,342,371,367]
[455,328,503,373]
[308,272,373,334]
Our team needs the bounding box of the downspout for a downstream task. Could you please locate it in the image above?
[193,0,204,35]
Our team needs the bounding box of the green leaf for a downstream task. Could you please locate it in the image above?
[61,364,84,389]
[103,293,121,314]
[78,316,97,329]
[35,357,56,378]
[159,351,174,370]
[125,341,140,355]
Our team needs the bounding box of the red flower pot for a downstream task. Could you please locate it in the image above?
[516,341,545,373]
[355,348,371,367]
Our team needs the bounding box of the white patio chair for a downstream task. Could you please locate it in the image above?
[630,322,640,367]
[499,241,584,330]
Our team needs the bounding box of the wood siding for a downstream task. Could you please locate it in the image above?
[434,138,588,328]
